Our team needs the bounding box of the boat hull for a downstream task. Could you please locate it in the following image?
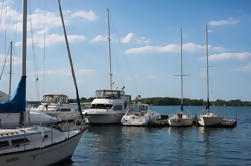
[198,116,223,127]
[121,116,149,126]
[85,113,124,124]
[168,118,193,127]
[0,131,83,166]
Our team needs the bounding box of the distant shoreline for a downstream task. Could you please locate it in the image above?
[67,97,251,107]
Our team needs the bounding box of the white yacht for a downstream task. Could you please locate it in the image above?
[31,94,80,121]
[168,28,193,127]
[83,89,131,124]
[198,25,222,127]
[121,103,160,126]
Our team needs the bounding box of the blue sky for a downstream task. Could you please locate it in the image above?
[0,0,251,101]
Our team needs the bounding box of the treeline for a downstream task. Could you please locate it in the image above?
[134,97,251,106]
[68,97,94,103]
[68,97,251,106]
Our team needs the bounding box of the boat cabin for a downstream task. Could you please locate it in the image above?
[127,104,149,116]
[41,94,68,104]
[95,89,125,99]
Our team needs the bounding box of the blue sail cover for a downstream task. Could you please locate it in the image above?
[0,76,26,113]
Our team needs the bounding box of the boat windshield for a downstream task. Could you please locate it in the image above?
[129,104,148,113]
[41,95,68,104]
[90,104,113,109]
[95,90,124,99]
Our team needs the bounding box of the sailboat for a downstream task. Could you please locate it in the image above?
[0,0,85,165]
[197,25,223,127]
[0,42,60,128]
[168,28,193,127]
[83,9,131,124]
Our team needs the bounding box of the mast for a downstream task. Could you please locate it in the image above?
[107,8,112,89]
[19,0,27,126]
[180,28,184,112]
[57,0,83,119]
[8,41,13,99]
[206,24,210,113]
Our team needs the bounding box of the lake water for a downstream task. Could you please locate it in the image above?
[68,106,251,166]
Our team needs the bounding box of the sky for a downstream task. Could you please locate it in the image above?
[0,0,251,101]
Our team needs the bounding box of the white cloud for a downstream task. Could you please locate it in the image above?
[15,29,86,48]
[136,37,150,44]
[235,63,251,72]
[71,10,97,22]
[121,33,134,44]
[125,42,225,55]
[208,18,240,26]
[125,44,178,55]
[90,35,106,43]
[208,52,251,61]
[0,55,22,66]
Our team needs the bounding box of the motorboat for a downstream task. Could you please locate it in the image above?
[198,25,222,127]
[31,94,80,121]
[83,89,131,124]
[121,103,160,126]
[168,28,193,127]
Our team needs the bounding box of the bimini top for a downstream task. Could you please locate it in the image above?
[41,94,69,104]
[95,89,125,99]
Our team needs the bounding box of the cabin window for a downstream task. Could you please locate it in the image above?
[0,141,9,148]
[58,108,71,112]
[113,105,123,111]
[91,104,113,109]
[12,138,30,147]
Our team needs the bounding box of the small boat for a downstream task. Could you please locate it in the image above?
[197,25,222,127]
[31,94,80,121]
[83,89,131,124]
[168,28,193,127]
[121,103,160,126]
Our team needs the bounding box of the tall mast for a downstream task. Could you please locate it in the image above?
[57,0,83,118]
[19,0,27,126]
[180,28,184,112]
[107,8,112,89]
[206,24,210,113]
[8,41,13,98]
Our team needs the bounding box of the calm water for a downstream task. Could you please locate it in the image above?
[69,106,251,166]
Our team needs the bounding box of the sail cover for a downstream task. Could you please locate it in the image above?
[0,76,26,113]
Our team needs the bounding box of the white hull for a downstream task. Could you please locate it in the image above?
[85,113,124,124]
[168,118,193,127]
[0,131,83,166]
[198,113,223,127]
[121,116,150,126]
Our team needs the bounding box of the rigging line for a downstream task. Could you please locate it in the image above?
[0,44,10,80]
[29,2,40,100]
